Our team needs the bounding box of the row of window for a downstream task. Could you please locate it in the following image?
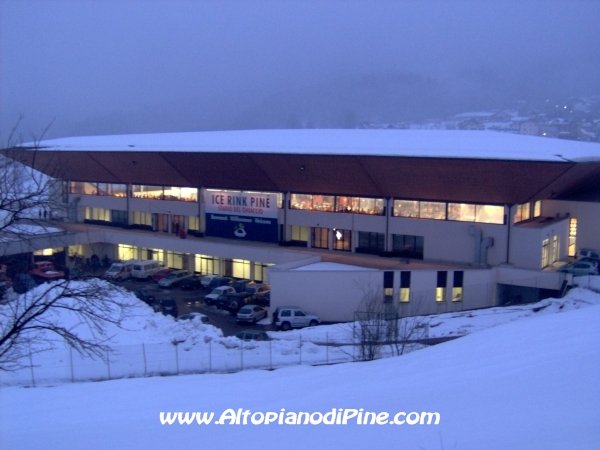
[514,200,542,223]
[290,194,385,215]
[289,225,425,258]
[387,270,464,303]
[393,200,505,224]
[72,181,509,226]
[116,245,271,281]
[72,182,199,202]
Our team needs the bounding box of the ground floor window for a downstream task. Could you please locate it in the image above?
[132,211,152,227]
[436,271,447,302]
[195,254,217,275]
[312,227,329,249]
[452,271,463,302]
[541,239,550,268]
[399,271,411,303]
[140,247,163,262]
[333,229,351,251]
[188,215,199,231]
[154,213,169,233]
[166,251,186,269]
[84,207,110,222]
[232,259,251,279]
[393,234,424,259]
[254,262,272,283]
[118,244,137,261]
[290,225,308,246]
[357,231,385,255]
[111,210,128,225]
[171,215,185,234]
[552,235,559,264]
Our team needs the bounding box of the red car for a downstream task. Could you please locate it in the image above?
[152,268,173,282]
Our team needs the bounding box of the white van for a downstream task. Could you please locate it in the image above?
[132,260,163,279]
[105,259,138,281]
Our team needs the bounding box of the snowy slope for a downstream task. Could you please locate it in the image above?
[1,297,599,449]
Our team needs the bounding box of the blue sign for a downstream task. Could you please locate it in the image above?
[205,214,279,243]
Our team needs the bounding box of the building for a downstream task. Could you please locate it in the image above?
[5,129,600,321]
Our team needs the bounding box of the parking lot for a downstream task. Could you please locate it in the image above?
[117,277,275,337]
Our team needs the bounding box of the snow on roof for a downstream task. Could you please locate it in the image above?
[293,262,376,271]
[27,129,600,162]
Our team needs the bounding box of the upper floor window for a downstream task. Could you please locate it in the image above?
[132,185,197,202]
[394,199,504,224]
[514,203,531,223]
[290,193,384,215]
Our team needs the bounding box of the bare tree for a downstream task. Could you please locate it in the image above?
[0,279,133,371]
[0,118,134,372]
[0,114,63,237]
[352,284,429,361]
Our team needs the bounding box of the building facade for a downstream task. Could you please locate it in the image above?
[6,129,600,320]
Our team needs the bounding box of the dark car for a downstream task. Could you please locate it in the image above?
[179,275,203,290]
[223,292,254,314]
[205,277,233,291]
[157,298,179,318]
[235,330,272,341]
[232,279,255,293]
[133,290,156,305]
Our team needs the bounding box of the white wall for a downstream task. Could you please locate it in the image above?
[543,200,600,252]
[269,268,382,322]
[389,217,508,266]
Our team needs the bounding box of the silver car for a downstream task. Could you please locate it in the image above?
[158,270,193,288]
[236,305,268,323]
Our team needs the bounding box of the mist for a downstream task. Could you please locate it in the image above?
[1,0,599,140]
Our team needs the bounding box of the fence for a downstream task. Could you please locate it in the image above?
[3,330,425,387]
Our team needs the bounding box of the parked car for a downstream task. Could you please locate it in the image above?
[157,298,178,317]
[200,274,219,288]
[223,292,254,313]
[104,259,137,281]
[558,259,599,276]
[232,279,255,293]
[152,268,173,282]
[132,260,163,280]
[205,285,236,305]
[158,270,193,288]
[133,290,156,305]
[180,275,203,290]
[272,306,320,331]
[179,312,209,324]
[235,330,271,341]
[236,305,268,323]
[205,277,233,291]
[246,283,271,301]
[578,248,600,261]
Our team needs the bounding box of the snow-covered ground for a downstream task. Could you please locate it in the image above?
[2,282,600,387]
[1,287,599,448]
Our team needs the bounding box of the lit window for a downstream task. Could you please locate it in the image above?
[452,271,463,302]
[568,218,577,257]
[448,203,475,222]
[533,201,541,217]
[290,194,312,210]
[514,203,531,223]
[475,205,505,224]
[436,271,447,302]
[393,200,419,217]
[399,271,411,303]
[419,201,446,220]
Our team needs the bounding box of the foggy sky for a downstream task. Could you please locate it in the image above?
[1,0,599,140]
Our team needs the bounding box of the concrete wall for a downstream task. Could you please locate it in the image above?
[388,217,508,266]
[509,218,570,270]
[269,268,382,322]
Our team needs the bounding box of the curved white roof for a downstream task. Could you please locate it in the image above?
[31,129,600,162]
